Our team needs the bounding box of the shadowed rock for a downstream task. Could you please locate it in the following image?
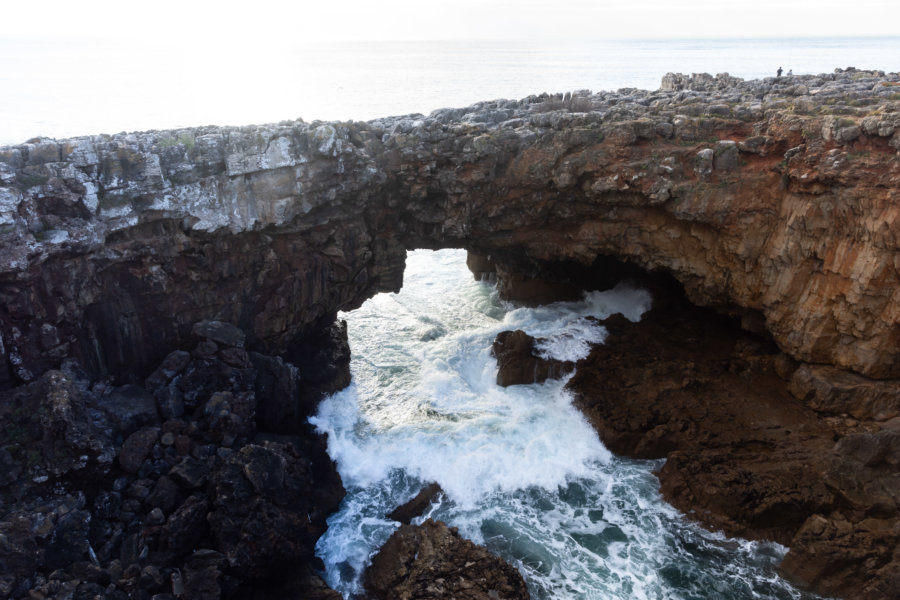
[387,482,444,524]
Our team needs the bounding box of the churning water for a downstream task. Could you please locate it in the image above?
[311,249,820,600]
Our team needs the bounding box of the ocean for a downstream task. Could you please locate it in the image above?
[1,36,898,145]
[5,35,895,598]
[311,249,818,599]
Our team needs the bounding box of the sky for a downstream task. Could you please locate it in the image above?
[3,0,900,42]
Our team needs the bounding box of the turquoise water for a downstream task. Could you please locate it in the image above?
[1,36,898,144]
[311,249,821,600]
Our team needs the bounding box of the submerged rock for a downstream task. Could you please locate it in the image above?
[387,482,444,524]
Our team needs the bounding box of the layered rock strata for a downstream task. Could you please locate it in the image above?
[2,68,900,387]
[1,68,900,599]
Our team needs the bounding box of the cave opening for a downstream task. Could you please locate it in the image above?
[309,247,812,600]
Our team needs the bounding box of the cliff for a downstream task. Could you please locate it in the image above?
[2,67,900,598]
[2,68,899,389]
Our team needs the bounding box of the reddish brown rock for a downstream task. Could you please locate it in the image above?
[566,286,900,598]
[492,330,574,387]
[364,519,530,600]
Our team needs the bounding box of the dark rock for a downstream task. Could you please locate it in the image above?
[119,428,160,473]
[145,476,182,515]
[364,519,530,600]
[45,510,91,570]
[183,550,230,600]
[155,383,185,420]
[206,440,343,577]
[387,482,444,524]
[492,330,574,387]
[93,491,123,520]
[250,352,302,434]
[160,495,209,555]
[145,351,191,391]
[168,456,211,490]
[281,320,352,429]
[199,391,256,446]
[0,511,41,588]
[192,321,246,349]
[98,385,160,437]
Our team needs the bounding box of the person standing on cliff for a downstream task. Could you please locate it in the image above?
[777,66,783,78]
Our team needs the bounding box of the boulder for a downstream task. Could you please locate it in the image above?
[364,519,530,600]
[492,330,574,387]
[387,483,444,524]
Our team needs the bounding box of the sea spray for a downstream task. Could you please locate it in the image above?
[312,249,818,600]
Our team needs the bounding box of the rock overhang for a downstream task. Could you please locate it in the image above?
[1,68,900,385]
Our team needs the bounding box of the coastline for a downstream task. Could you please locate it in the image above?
[2,67,900,599]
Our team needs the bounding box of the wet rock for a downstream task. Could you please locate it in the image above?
[492,330,574,387]
[387,482,444,524]
[364,519,530,600]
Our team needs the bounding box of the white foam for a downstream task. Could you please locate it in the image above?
[312,249,817,600]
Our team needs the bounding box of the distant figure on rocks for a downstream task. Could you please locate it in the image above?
[777,66,783,78]
[787,69,793,77]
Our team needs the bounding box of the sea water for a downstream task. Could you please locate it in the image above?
[1,36,899,145]
[310,249,820,600]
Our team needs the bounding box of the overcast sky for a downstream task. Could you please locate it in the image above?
[4,0,900,42]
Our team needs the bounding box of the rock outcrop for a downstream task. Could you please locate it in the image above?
[2,68,900,387]
[0,322,344,600]
[567,280,900,599]
[492,329,574,386]
[364,519,530,600]
[2,68,900,599]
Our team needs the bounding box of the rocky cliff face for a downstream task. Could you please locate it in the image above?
[2,67,899,389]
[2,67,900,598]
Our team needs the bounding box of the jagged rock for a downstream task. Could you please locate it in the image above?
[168,456,212,490]
[567,283,900,596]
[492,330,574,387]
[192,321,246,349]
[789,364,900,421]
[160,495,209,555]
[387,482,444,524]
[118,427,160,473]
[97,385,160,437]
[206,439,343,577]
[4,70,900,389]
[364,519,530,600]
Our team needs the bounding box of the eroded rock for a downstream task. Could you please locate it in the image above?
[364,519,530,600]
